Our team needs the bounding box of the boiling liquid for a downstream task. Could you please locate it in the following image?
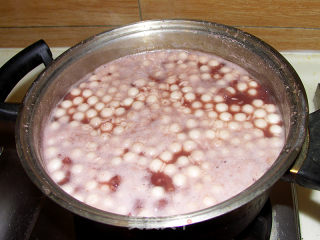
[42,50,284,217]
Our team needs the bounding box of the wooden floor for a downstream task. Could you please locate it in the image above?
[0,0,320,50]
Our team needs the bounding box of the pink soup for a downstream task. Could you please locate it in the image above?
[42,50,284,217]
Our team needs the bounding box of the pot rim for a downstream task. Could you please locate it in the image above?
[15,19,308,229]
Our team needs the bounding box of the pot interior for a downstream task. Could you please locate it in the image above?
[17,20,308,228]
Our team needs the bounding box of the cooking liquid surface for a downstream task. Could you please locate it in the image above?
[42,50,284,217]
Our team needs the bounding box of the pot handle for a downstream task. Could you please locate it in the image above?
[0,40,53,239]
[0,39,52,102]
[0,40,53,146]
[290,108,320,190]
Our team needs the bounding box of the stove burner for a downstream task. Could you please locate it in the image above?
[235,201,272,240]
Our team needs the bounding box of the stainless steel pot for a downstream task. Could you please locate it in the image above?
[0,20,319,238]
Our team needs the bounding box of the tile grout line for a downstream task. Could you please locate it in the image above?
[137,0,143,21]
[0,25,120,29]
[1,25,320,31]
[235,25,320,31]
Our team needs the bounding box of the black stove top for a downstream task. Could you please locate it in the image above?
[0,147,300,240]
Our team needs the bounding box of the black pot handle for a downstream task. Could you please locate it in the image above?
[0,40,53,146]
[293,108,320,190]
[0,40,53,239]
[0,39,53,113]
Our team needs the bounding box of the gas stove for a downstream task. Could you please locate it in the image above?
[1,48,320,240]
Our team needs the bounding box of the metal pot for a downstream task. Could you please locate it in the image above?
[1,20,319,238]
